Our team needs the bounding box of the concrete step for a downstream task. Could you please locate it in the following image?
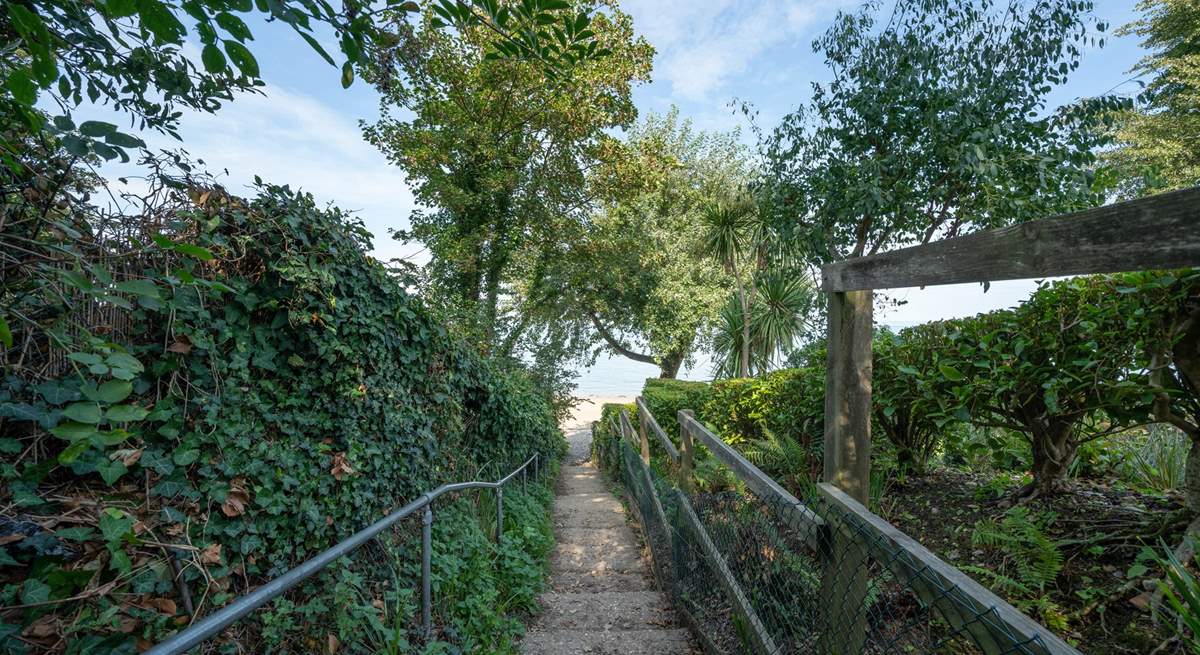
[521,628,694,655]
[549,570,650,593]
[534,591,677,631]
[550,528,645,574]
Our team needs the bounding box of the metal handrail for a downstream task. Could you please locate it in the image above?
[147,452,544,655]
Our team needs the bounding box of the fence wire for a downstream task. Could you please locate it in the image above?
[597,428,1075,655]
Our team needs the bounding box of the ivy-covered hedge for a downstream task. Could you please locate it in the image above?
[1,179,564,652]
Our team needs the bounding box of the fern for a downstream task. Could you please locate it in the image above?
[971,507,1063,593]
[742,428,814,493]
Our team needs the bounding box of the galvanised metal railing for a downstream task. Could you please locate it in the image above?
[147,452,547,655]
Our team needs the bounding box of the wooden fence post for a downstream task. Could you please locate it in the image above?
[638,404,651,464]
[820,289,873,655]
[678,409,695,495]
[823,289,873,504]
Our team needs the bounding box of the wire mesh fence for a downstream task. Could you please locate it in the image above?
[596,407,1080,655]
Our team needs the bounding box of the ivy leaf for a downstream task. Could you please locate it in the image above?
[106,404,149,422]
[58,439,91,464]
[174,243,214,261]
[63,402,103,424]
[50,421,96,441]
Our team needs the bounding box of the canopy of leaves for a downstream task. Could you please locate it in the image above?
[559,109,745,377]
[0,0,603,167]
[760,0,1124,263]
[1107,0,1200,196]
[361,0,652,359]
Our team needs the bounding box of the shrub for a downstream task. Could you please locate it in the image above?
[641,378,711,430]
[0,175,563,650]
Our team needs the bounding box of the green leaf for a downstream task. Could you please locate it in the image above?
[106,404,149,422]
[173,449,200,466]
[58,439,91,464]
[99,509,133,543]
[0,315,11,349]
[51,421,96,441]
[938,364,965,381]
[175,243,215,261]
[115,279,160,298]
[54,527,96,541]
[897,365,919,376]
[201,44,227,73]
[224,41,260,77]
[215,12,253,41]
[63,402,103,424]
[5,68,37,105]
[94,429,132,446]
[79,120,116,137]
[97,459,128,485]
[94,380,133,404]
[341,61,355,88]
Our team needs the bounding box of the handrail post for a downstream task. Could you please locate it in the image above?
[677,409,695,495]
[496,487,504,542]
[534,453,540,480]
[421,505,433,640]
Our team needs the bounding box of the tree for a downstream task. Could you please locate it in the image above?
[760,0,1123,265]
[361,0,652,352]
[933,277,1153,498]
[552,109,744,378]
[874,327,959,476]
[0,0,602,167]
[702,200,815,378]
[1107,0,1200,196]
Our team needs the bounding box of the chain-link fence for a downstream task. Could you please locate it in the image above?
[595,405,1080,655]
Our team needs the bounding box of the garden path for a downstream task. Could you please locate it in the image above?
[521,423,696,655]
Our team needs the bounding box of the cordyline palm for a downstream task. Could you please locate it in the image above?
[703,199,811,378]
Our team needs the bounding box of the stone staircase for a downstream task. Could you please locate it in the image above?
[522,436,695,655]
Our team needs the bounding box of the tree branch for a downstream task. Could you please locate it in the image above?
[587,312,656,365]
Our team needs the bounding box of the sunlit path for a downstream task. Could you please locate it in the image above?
[522,426,696,654]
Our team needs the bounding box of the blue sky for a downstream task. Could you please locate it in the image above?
[94,0,1147,328]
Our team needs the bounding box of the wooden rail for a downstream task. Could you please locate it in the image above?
[636,397,680,462]
[821,186,1200,292]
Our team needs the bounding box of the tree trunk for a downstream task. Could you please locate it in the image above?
[1027,421,1077,498]
[735,277,751,378]
[658,350,684,379]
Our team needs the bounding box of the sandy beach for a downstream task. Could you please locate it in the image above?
[563,395,633,432]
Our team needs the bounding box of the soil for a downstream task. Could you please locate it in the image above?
[882,469,1189,654]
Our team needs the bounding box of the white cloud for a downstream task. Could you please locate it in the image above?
[623,0,855,101]
[95,85,422,264]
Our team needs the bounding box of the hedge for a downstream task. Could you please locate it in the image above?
[0,179,564,652]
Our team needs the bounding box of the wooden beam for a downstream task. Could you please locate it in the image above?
[817,484,1080,655]
[823,290,873,505]
[637,397,680,463]
[821,186,1200,292]
[680,412,825,547]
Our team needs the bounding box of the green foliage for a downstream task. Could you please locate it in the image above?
[1121,425,1191,493]
[566,108,745,377]
[1155,539,1200,653]
[925,276,1165,495]
[640,378,711,431]
[873,327,961,475]
[761,0,1122,264]
[0,165,563,649]
[0,0,605,167]
[967,506,1068,630]
[361,0,652,380]
[1108,0,1200,196]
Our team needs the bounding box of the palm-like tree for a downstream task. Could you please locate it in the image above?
[702,198,814,378]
